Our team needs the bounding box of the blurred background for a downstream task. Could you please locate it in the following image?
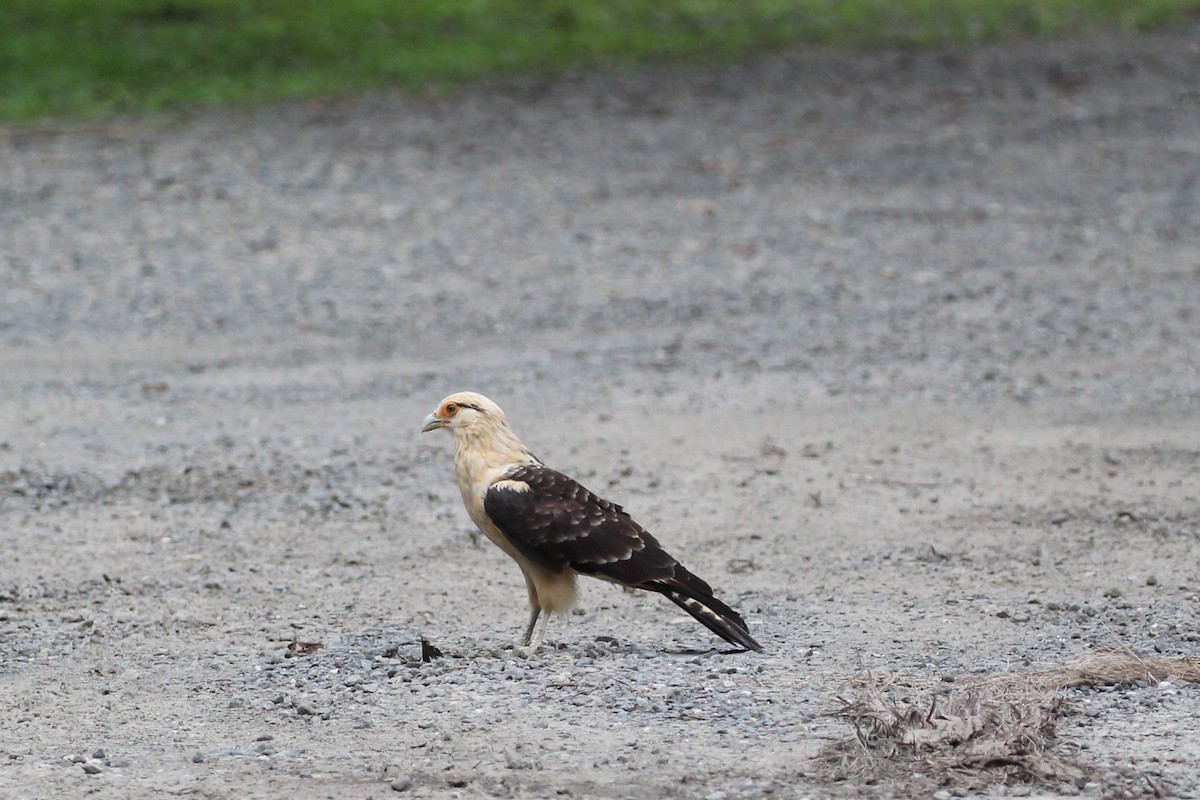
[2,3,1200,798]
[2,0,1199,121]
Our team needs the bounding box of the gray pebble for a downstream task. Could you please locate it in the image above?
[933,791,952,800]
[390,776,413,792]
[82,763,102,775]
[108,758,131,768]
[92,749,105,760]
[192,751,205,763]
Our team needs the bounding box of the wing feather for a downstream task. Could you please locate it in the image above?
[484,464,763,651]
[483,465,676,584]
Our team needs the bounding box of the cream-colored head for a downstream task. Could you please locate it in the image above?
[423,392,538,484]
[421,391,512,438]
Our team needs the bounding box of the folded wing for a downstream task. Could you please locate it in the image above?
[484,464,761,651]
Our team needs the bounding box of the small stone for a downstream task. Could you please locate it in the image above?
[933,791,952,800]
[1146,575,1158,586]
[390,776,413,792]
[82,763,102,775]
[92,749,106,760]
[108,758,131,768]
[192,752,205,763]
[1103,587,1122,598]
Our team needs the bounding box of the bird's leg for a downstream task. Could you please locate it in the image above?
[522,609,550,655]
[520,606,540,647]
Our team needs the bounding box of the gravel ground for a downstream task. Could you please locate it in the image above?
[2,24,1200,799]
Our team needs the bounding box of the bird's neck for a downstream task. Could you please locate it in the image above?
[453,424,538,488]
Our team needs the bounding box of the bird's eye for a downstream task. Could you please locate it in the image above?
[444,402,458,416]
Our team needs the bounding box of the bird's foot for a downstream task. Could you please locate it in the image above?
[515,643,543,658]
[515,607,551,656]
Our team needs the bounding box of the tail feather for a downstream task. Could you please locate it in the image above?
[644,567,763,652]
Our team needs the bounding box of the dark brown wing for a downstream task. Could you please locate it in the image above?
[484,464,762,651]
[483,464,677,584]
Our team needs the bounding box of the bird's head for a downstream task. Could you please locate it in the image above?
[421,391,510,438]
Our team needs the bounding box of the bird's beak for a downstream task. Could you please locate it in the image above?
[421,413,447,433]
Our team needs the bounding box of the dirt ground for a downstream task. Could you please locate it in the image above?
[2,22,1199,800]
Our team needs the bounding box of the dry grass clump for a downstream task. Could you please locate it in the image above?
[1020,652,1200,690]
[820,654,1199,791]
[823,675,1081,787]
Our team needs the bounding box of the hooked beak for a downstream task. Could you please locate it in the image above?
[421,413,447,433]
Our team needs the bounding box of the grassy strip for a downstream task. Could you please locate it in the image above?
[2,0,1198,121]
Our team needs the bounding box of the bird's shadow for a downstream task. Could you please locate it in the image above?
[481,641,759,660]
[661,645,758,657]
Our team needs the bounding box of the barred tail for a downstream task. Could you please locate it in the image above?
[646,567,763,652]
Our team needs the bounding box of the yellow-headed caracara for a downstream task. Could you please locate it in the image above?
[421,391,762,653]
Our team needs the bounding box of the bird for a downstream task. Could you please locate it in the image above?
[420,391,762,653]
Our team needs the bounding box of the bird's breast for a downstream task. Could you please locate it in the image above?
[452,458,525,560]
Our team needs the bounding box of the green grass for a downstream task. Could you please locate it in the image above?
[2,0,1198,121]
